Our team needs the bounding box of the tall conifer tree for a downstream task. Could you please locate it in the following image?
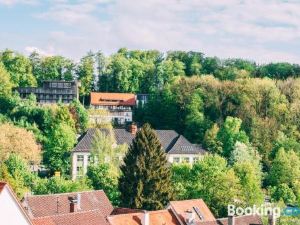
[119,123,173,210]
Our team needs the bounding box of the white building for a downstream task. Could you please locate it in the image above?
[89,92,135,125]
[71,124,206,180]
[0,182,33,225]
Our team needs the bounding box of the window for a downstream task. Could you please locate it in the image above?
[183,157,190,163]
[193,157,199,163]
[173,157,180,163]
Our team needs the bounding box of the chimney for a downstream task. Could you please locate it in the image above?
[129,123,138,135]
[141,211,149,225]
[68,196,78,213]
[186,210,195,224]
[268,212,276,225]
[228,215,235,225]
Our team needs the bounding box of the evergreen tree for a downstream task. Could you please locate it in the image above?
[119,123,173,210]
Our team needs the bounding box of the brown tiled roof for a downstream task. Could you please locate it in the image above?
[111,208,144,215]
[169,199,216,224]
[90,92,136,106]
[23,190,113,218]
[72,128,206,155]
[217,215,263,225]
[32,209,109,225]
[107,209,181,225]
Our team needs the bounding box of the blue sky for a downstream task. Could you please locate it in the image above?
[1,0,300,63]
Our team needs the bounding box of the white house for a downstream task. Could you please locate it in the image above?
[71,124,207,179]
[0,182,33,225]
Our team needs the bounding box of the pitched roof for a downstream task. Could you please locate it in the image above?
[23,190,113,218]
[32,209,109,225]
[169,199,216,224]
[0,182,6,193]
[107,209,181,225]
[90,92,136,106]
[72,128,206,155]
[217,215,263,225]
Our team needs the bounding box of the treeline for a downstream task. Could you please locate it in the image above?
[1,48,300,100]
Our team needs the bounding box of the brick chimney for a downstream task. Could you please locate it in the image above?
[129,123,138,135]
[68,196,78,213]
[228,215,235,225]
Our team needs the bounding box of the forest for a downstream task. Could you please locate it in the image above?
[1,48,300,222]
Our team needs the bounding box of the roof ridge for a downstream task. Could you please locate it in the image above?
[27,189,104,198]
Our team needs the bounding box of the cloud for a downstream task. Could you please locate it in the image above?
[24,46,55,56]
[4,0,300,63]
[0,0,37,6]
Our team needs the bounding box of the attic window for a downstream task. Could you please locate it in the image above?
[181,146,194,151]
[193,206,205,221]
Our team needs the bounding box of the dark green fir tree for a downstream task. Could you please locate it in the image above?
[118,123,173,210]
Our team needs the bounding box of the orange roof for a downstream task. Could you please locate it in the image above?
[107,209,181,225]
[90,92,136,106]
[169,199,216,223]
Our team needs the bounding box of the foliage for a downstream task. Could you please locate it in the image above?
[69,100,88,133]
[87,164,120,205]
[119,123,173,210]
[43,123,76,174]
[32,176,91,195]
[0,62,13,96]
[0,123,41,164]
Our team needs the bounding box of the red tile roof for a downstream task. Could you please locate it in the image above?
[217,215,263,225]
[90,92,136,106]
[23,190,113,218]
[169,199,216,224]
[32,209,109,225]
[107,209,181,225]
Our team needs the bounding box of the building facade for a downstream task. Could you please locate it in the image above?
[71,124,206,179]
[89,92,136,125]
[17,80,79,104]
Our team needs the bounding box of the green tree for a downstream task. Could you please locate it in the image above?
[69,100,88,133]
[119,123,173,210]
[87,164,120,205]
[0,62,13,96]
[43,123,76,174]
[203,123,222,154]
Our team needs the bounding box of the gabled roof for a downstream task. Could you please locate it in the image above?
[32,209,109,225]
[169,199,216,224]
[107,209,181,225]
[72,128,206,155]
[23,190,113,218]
[90,92,136,106]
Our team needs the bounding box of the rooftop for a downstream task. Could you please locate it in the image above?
[23,190,113,218]
[90,92,136,106]
[72,128,206,155]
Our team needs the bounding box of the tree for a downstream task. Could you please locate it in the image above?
[203,123,222,154]
[87,164,120,205]
[0,123,41,164]
[119,123,173,210]
[0,49,37,87]
[217,116,249,158]
[0,62,13,96]
[77,52,94,104]
[229,141,260,165]
[69,100,89,133]
[43,123,76,174]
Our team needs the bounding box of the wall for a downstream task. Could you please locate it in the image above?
[0,187,32,225]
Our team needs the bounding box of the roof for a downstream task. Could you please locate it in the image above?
[32,209,109,225]
[72,128,206,155]
[90,92,136,106]
[217,215,263,225]
[0,182,6,193]
[107,209,181,225]
[169,199,216,224]
[23,190,113,218]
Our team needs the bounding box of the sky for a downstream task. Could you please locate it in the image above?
[1,0,300,63]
